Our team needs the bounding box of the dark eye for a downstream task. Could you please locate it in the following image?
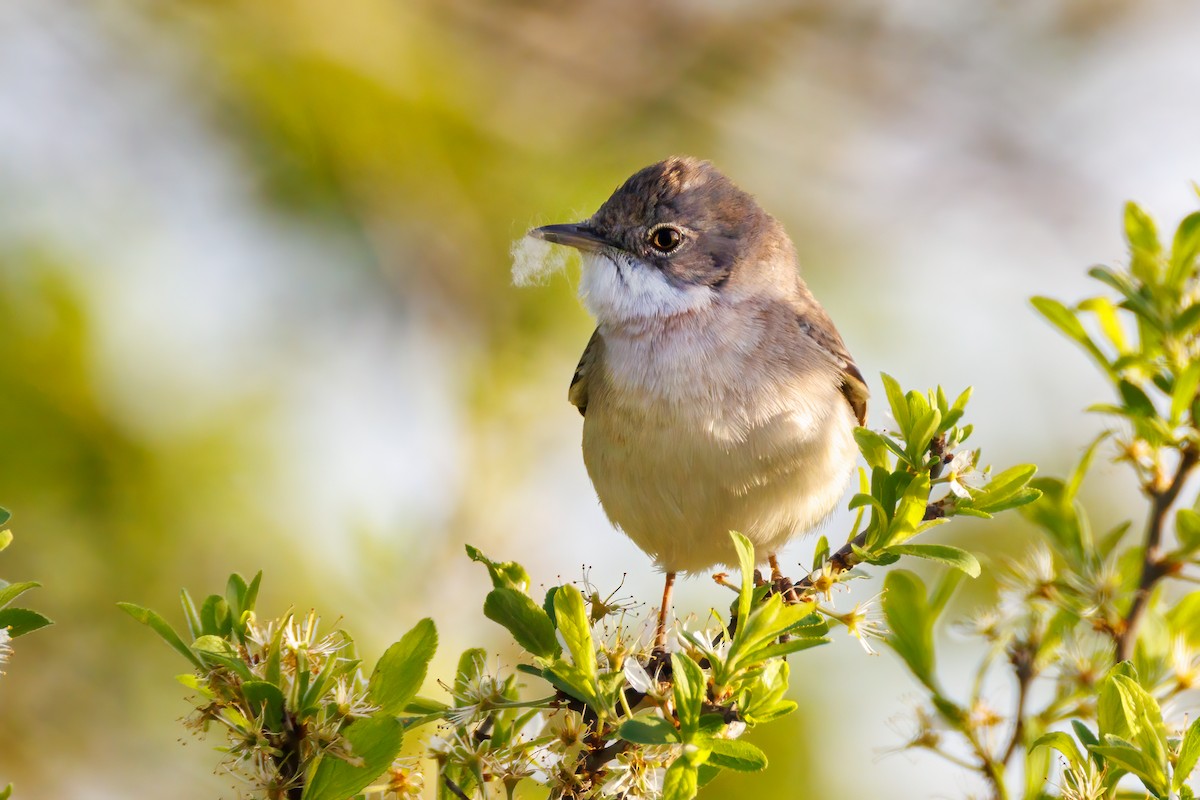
[648,225,684,253]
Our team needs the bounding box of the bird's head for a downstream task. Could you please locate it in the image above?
[530,157,795,325]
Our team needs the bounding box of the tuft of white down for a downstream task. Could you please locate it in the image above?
[510,234,571,286]
[578,251,715,323]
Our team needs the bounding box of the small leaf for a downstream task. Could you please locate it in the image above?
[671,652,707,736]
[1125,201,1163,283]
[853,427,905,470]
[453,648,487,704]
[882,570,936,689]
[0,507,10,526]
[1032,731,1085,773]
[301,716,405,800]
[1118,379,1157,418]
[118,602,203,669]
[0,608,52,638]
[192,634,252,680]
[881,373,910,435]
[553,584,597,679]
[884,544,981,577]
[661,757,699,800]
[1173,362,1200,424]
[705,738,768,771]
[368,618,438,717]
[1175,716,1200,792]
[730,531,755,637]
[1031,296,1110,369]
[1090,744,1166,796]
[465,545,531,593]
[483,588,561,659]
[0,581,40,610]
[618,715,680,745]
[242,681,285,731]
[0,530,10,552]
[1169,211,1200,288]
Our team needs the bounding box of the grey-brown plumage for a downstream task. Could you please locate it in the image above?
[531,156,867,644]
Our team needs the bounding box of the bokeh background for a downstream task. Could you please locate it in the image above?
[3,1,1200,797]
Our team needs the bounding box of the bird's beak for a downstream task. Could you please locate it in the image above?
[528,223,611,252]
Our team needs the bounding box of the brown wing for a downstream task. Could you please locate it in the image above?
[798,314,869,426]
[568,328,602,417]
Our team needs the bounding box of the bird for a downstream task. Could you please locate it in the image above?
[529,156,867,648]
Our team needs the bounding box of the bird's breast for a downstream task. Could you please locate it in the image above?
[581,307,858,572]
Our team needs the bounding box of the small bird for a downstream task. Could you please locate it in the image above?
[530,157,867,647]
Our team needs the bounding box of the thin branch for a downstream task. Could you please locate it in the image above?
[1117,445,1198,661]
[442,775,473,800]
[999,649,1034,766]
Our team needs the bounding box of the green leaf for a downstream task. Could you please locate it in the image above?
[483,587,561,659]
[906,407,942,465]
[1117,379,1157,418]
[881,373,910,435]
[1175,716,1200,792]
[705,738,768,771]
[1032,731,1085,773]
[0,507,9,526]
[884,544,981,577]
[1172,362,1200,424]
[969,464,1040,514]
[192,634,253,680]
[1177,509,1200,554]
[1169,211,1200,288]
[883,472,931,547]
[1031,296,1110,370]
[118,602,203,669]
[1090,744,1166,796]
[0,607,52,638]
[730,531,755,636]
[553,584,596,678]
[242,681,285,731]
[618,715,680,745]
[1125,201,1163,283]
[662,757,699,800]
[199,594,232,637]
[0,581,39,610]
[882,570,936,689]
[301,716,405,800]
[0,783,11,800]
[672,652,706,736]
[853,427,905,470]
[453,648,487,704]
[0,530,10,552]
[368,618,438,716]
[1098,672,1168,778]
[465,544,531,593]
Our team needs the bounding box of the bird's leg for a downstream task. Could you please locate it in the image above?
[768,554,801,604]
[654,572,676,650]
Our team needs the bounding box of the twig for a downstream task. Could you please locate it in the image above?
[791,502,944,598]
[999,646,1034,766]
[442,775,473,800]
[1117,445,1198,661]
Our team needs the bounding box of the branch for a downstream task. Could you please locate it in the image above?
[791,502,945,598]
[1117,444,1198,662]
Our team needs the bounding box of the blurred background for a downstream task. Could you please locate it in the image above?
[2,0,1200,797]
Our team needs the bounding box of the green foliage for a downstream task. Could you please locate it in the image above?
[121,573,438,800]
[0,515,53,647]
[121,368,1037,799]
[885,202,1200,800]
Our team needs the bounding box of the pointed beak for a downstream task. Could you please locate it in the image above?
[528,223,612,252]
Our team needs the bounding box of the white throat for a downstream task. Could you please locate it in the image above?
[579,251,715,325]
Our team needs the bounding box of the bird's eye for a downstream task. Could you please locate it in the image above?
[647,225,684,254]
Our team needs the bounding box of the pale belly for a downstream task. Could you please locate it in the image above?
[582,372,858,573]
